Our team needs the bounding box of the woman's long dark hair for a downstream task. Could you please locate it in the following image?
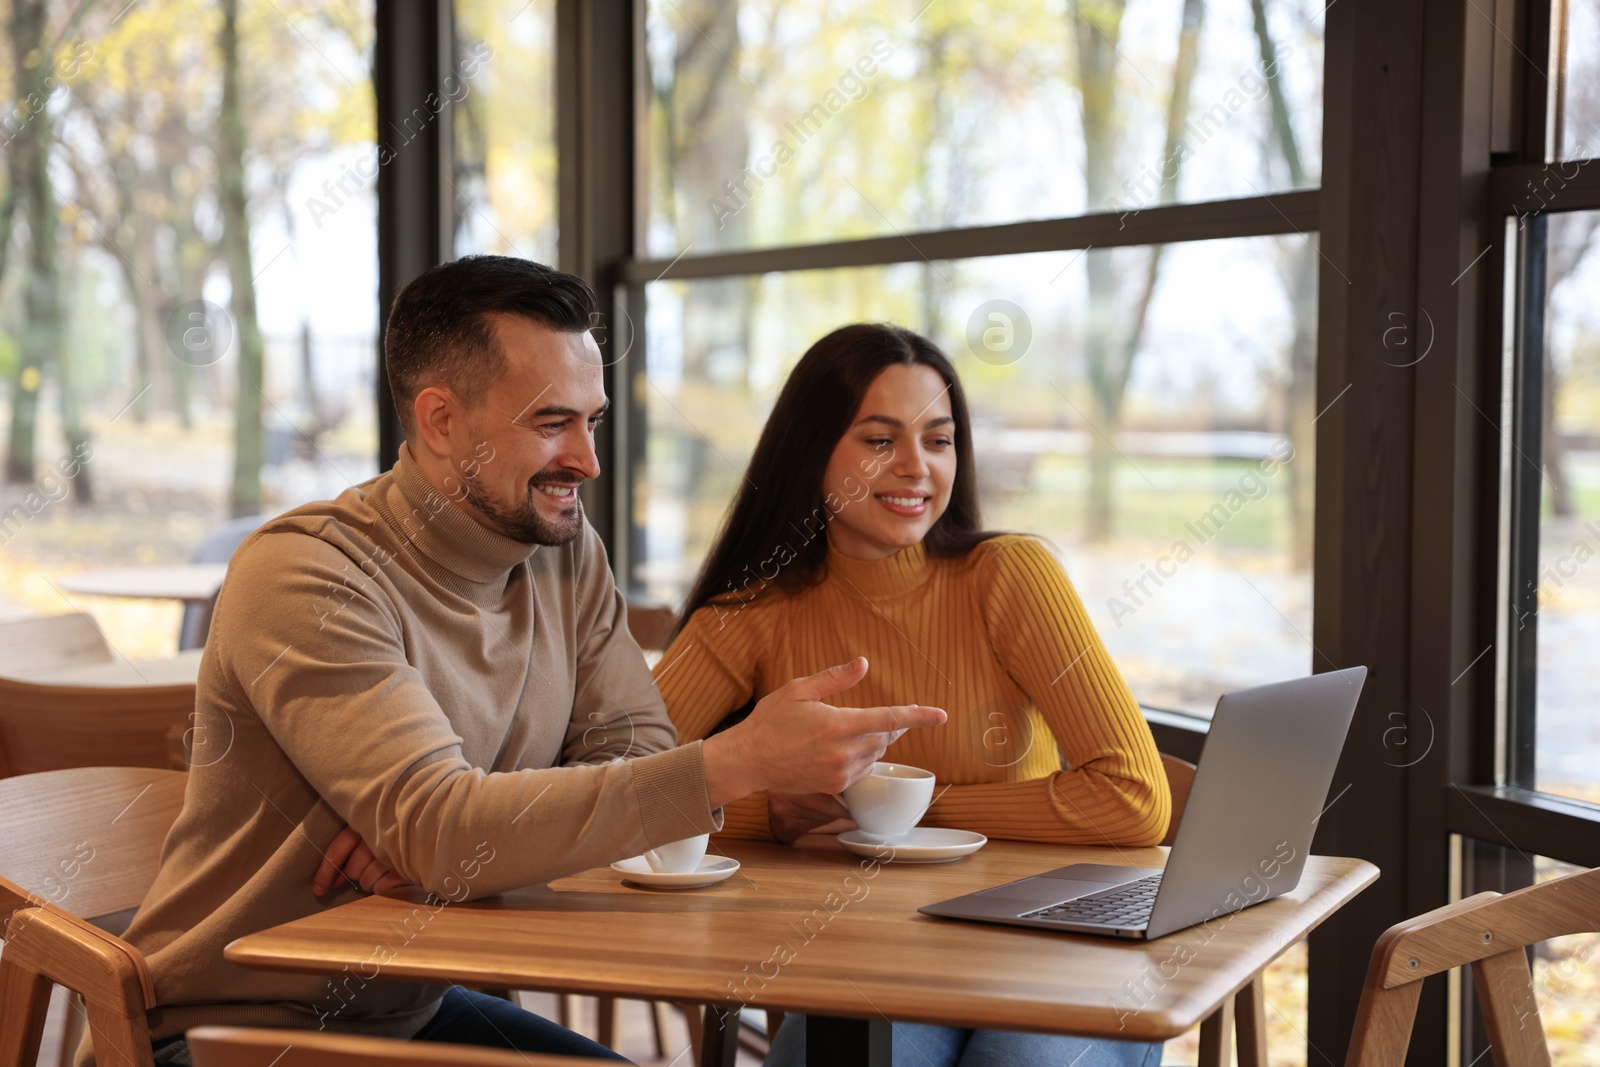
[675,323,996,633]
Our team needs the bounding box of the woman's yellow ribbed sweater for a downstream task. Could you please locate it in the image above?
[656,534,1170,845]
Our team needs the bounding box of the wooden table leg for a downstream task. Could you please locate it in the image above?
[1198,996,1235,1067]
[700,1005,740,1067]
[1235,973,1268,1067]
[806,1015,891,1067]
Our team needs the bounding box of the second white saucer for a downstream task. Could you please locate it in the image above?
[837,828,988,862]
[612,854,741,889]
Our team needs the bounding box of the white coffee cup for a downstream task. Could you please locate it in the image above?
[839,762,936,840]
[644,833,710,874]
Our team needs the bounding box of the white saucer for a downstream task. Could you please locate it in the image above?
[837,828,988,862]
[612,855,741,889]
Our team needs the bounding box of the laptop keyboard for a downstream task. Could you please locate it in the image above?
[1020,873,1163,927]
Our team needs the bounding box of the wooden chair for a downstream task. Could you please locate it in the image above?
[0,673,195,778]
[0,767,188,1067]
[186,1026,597,1067]
[0,613,113,677]
[1345,863,1600,1065]
[624,599,677,654]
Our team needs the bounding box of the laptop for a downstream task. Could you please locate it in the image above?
[919,666,1367,940]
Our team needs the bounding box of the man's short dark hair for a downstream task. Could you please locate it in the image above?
[384,255,597,434]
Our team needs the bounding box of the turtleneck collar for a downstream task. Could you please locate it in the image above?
[824,538,933,600]
[389,443,539,584]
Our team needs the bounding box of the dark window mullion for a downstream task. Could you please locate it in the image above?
[622,191,1319,284]
[1506,211,1548,790]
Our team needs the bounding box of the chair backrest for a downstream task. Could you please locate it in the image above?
[0,613,113,678]
[0,768,183,1067]
[1345,864,1600,1066]
[180,514,266,650]
[186,1027,601,1067]
[625,600,678,653]
[0,676,194,779]
[0,767,187,924]
[1159,753,1196,848]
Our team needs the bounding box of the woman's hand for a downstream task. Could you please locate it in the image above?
[313,826,413,897]
[768,792,857,844]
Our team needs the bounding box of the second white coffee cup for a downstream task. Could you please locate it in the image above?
[644,833,711,873]
[839,762,935,840]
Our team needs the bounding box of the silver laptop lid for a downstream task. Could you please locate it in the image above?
[1144,666,1367,939]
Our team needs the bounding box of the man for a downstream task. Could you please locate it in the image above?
[119,256,945,1064]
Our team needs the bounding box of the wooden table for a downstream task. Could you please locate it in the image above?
[58,564,228,605]
[226,838,1378,1066]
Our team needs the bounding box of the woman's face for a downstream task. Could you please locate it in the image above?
[822,362,957,560]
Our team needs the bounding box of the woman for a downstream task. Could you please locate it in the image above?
[656,323,1169,1067]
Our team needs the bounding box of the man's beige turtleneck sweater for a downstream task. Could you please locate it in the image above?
[120,444,718,1044]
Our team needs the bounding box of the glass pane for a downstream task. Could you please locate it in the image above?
[644,0,1324,255]
[636,234,1316,714]
[0,1,377,659]
[1557,0,1600,160]
[453,0,559,263]
[1535,208,1600,801]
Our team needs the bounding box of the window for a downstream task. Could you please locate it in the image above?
[1502,206,1600,804]
[1522,208,1600,802]
[0,1,377,658]
[452,0,558,263]
[637,233,1317,715]
[643,0,1324,254]
[631,0,1323,722]
[1554,0,1600,161]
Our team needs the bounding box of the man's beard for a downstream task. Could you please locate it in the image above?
[463,473,585,546]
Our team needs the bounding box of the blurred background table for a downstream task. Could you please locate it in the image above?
[58,564,229,605]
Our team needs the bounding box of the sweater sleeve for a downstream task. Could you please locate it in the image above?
[922,537,1170,846]
[654,598,777,840]
[217,530,719,899]
[563,529,680,767]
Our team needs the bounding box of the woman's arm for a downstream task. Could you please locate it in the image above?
[922,538,1171,846]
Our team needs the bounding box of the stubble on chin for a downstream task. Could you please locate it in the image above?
[464,481,585,546]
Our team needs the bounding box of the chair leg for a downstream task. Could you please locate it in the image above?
[1198,996,1235,1067]
[677,1002,705,1063]
[1234,973,1268,1067]
[58,991,87,1067]
[1346,979,1422,1067]
[1471,950,1553,1067]
[596,995,618,1050]
[0,959,53,1067]
[650,1000,673,1058]
[83,997,154,1067]
[558,993,582,1031]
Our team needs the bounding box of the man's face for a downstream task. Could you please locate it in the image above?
[451,313,608,546]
